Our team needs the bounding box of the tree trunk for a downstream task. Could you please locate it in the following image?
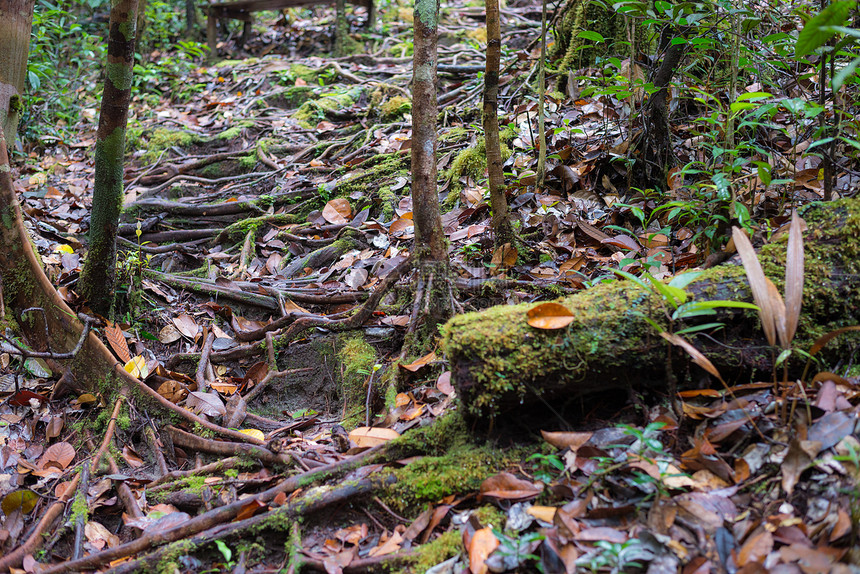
[78,0,140,317]
[334,0,349,56]
[412,0,444,264]
[186,0,197,37]
[0,0,35,151]
[410,0,452,334]
[442,199,860,419]
[483,0,513,248]
[636,34,685,190]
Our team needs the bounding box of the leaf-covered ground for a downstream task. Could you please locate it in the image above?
[1,0,860,572]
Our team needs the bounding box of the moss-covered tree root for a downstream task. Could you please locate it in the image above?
[442,199,860,418]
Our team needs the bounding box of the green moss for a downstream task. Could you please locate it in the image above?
[377,186,397,218]
[441,199,860,417]
[70,484,88,525]
[106,61,133,91]
[471,505,507,529]
[156,539,198,574]
[216,59,245,68]
[381,96,412,120]
[225,469,239,479]
[385,444,511,513]
[139,128,200,163]
[446,137,512,190]
[338,335,377,428]
[286,523,303,572]
[333,153,410,212]
[238,153,258,170]
[384,382,398,410]
[193,423,216,439]
[388,411,471,458]
[214,123,253,141]
[289,63,320,83]
[275,86,317,107]
[292,86,364,128]
[8,94,23,115]
[439,127,469,143]
[397,530,462,574]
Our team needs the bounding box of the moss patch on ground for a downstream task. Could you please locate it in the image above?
[337,334,378,428]
[396,530,462,574]
[384,443,517,514]
[292,86,364,129]
[380,96,412,120]
[333,153,410,218]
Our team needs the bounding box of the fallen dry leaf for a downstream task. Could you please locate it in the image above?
[104,322,131,363]
[469,527,499,574]
[527,302,575,330]
[172,313,199,339]
[479,472,543,501]
[541,430,592,450]
[400,351,437,372]
[348,427,400,448]
[322,197,352,224]
[39,441,75,470]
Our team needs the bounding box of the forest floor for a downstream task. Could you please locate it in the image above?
[2,1,860,573]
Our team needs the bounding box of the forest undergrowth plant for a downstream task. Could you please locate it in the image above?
[731,212,804,385]
[576,538,653,574]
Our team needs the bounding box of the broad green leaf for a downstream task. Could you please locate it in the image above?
[755,161,772,186]
[730,102,757,113]
[673,300,759,321]
[832,56,860,91]
[646,274,687,307]
[795,0,856,56]
[736,91,772,102]
[775,348,793,367]
[675,323,726,336]
[613,269,651,292]
[577,31,605,42]
[668,271,702,290]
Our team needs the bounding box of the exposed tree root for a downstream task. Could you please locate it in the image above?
[104,473,397,574]
[0,138,269,453]
[34,444,393,573]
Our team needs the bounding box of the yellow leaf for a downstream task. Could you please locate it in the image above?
[123,355,148,379]
[54,244,74,254]
[239,429,265,441]
[527,505,557,523]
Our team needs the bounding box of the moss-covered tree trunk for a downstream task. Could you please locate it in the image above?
[442,199,860,418]
[335,0,346,55]
[79,0,140,316]
[0,0,35,150]
[410,0,452,333]
[483,0,513,248]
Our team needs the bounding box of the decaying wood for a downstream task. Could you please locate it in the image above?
[443,199,860,418]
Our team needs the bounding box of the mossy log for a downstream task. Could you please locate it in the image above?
[441,200,860,418]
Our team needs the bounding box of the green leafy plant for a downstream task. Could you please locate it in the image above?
[577,538,653,574]
[613,269,758,337]
[526,452,565,484]
[486,529,545,573]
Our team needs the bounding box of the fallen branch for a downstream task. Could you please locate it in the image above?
[167,425,291,466]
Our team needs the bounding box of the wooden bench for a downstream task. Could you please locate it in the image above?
[206,0,374,53]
